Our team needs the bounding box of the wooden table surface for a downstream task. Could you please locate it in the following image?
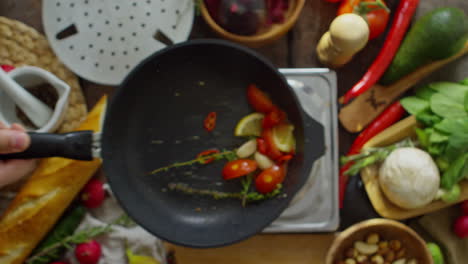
[1,1,467,263]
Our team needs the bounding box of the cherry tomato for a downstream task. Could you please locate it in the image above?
[262,107,286,129]
[461,200,468,216]
[203,111,217,132]
[257,138,268,155]
[196,149,220,164]
[337,0,390,40]
[261,128,283,160]
[276,154,293,164]
[364,0,390,40]
[337,0,361,15]
[454,215,468,238]
[246,84,275,114]
[222,159,258,180]
[255,165,286,194]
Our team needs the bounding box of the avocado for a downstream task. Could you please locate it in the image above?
[380,7,468,85]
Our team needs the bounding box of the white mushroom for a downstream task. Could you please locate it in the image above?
[379,148,440,209]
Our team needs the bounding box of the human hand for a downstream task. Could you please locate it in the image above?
[0,122,38,187]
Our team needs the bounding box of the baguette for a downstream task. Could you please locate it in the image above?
[0,96,107,264]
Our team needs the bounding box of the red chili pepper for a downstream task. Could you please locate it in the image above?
[339,101,405,208]
[257,138,268,155]
[341,0,420,105]
[203,112,217,132]
[276,154,293,164]
[1,64,15,72]
[196,149,220,164]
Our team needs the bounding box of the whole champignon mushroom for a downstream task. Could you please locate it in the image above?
[379,147,440,209]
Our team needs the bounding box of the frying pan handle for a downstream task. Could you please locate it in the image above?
[0,131,94,161]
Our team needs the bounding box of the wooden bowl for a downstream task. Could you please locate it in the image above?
[325,219,433,264]
[200,0,306,47]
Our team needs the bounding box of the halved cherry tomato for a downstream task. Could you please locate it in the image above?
[196,149,220,164]
[262,107,286,129]
[276,154,293,164]
[257,138,268,155]
[255,165,286,194]
[222,159,258,180]
[203,111,217,132]
[246,84,275,113]
[261,128,283,160]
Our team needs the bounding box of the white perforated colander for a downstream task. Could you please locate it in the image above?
[43,0,194,85]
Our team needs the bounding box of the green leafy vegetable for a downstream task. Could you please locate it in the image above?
[415,85,437,101]
[400,79,468,199]
[401,96,430,115]
[434,118,468,134]
[438,184,461,203]
[441,153,468,190]
[427,242,445,264]
[429,82,468,105]
[430,93,467,119]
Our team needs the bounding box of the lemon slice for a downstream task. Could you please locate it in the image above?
[272,124,296,152]
[234,112,264,137]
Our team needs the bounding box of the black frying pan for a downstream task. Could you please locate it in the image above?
[1,39,324,247]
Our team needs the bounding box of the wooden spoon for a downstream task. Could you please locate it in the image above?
[339,41,468,133]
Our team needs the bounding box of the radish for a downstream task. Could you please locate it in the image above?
[75,240,102,264]
[81,178,105,209]
[453,215,468,239]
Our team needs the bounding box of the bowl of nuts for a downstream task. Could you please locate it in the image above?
[325,219,433,264]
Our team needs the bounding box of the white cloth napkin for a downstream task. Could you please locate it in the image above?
[64,188,167,264]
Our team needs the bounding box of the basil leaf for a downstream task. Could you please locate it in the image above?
[445,132,468,162]
[429,130,449,143]
[401,96,429,115]
[429,82,468,105]
[460,77,468,86]
[441,153,468,190]
[465,90,468,112]
[430,93,467,119]
[415,85,437,101]
[416,110,442,126]
[434,118,468,134]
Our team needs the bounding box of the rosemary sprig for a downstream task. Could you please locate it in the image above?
[148,149,236,175]
[26,214,132,264]
[341,138,414,176]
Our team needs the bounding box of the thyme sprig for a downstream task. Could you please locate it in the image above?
[148,149,236,175]
[26,214,133,264]
[168,182,283,207]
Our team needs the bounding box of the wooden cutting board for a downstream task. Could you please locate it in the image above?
[165,234,337,264]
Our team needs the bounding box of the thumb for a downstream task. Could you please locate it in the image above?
[0,129,30,154]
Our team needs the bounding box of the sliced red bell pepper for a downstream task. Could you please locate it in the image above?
[196,149,220,164]
[203,111,217,132]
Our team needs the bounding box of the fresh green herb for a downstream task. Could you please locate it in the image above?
[341,139,414,176]
[26,214,132,264]
[194,0,202,16]
[430,93,467,119]
[400,96,429,115]
[149,150,236,175]
[29,205,86,264]
[437,184,462,203]
[400,79,468,191]
[167,182,283,206]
